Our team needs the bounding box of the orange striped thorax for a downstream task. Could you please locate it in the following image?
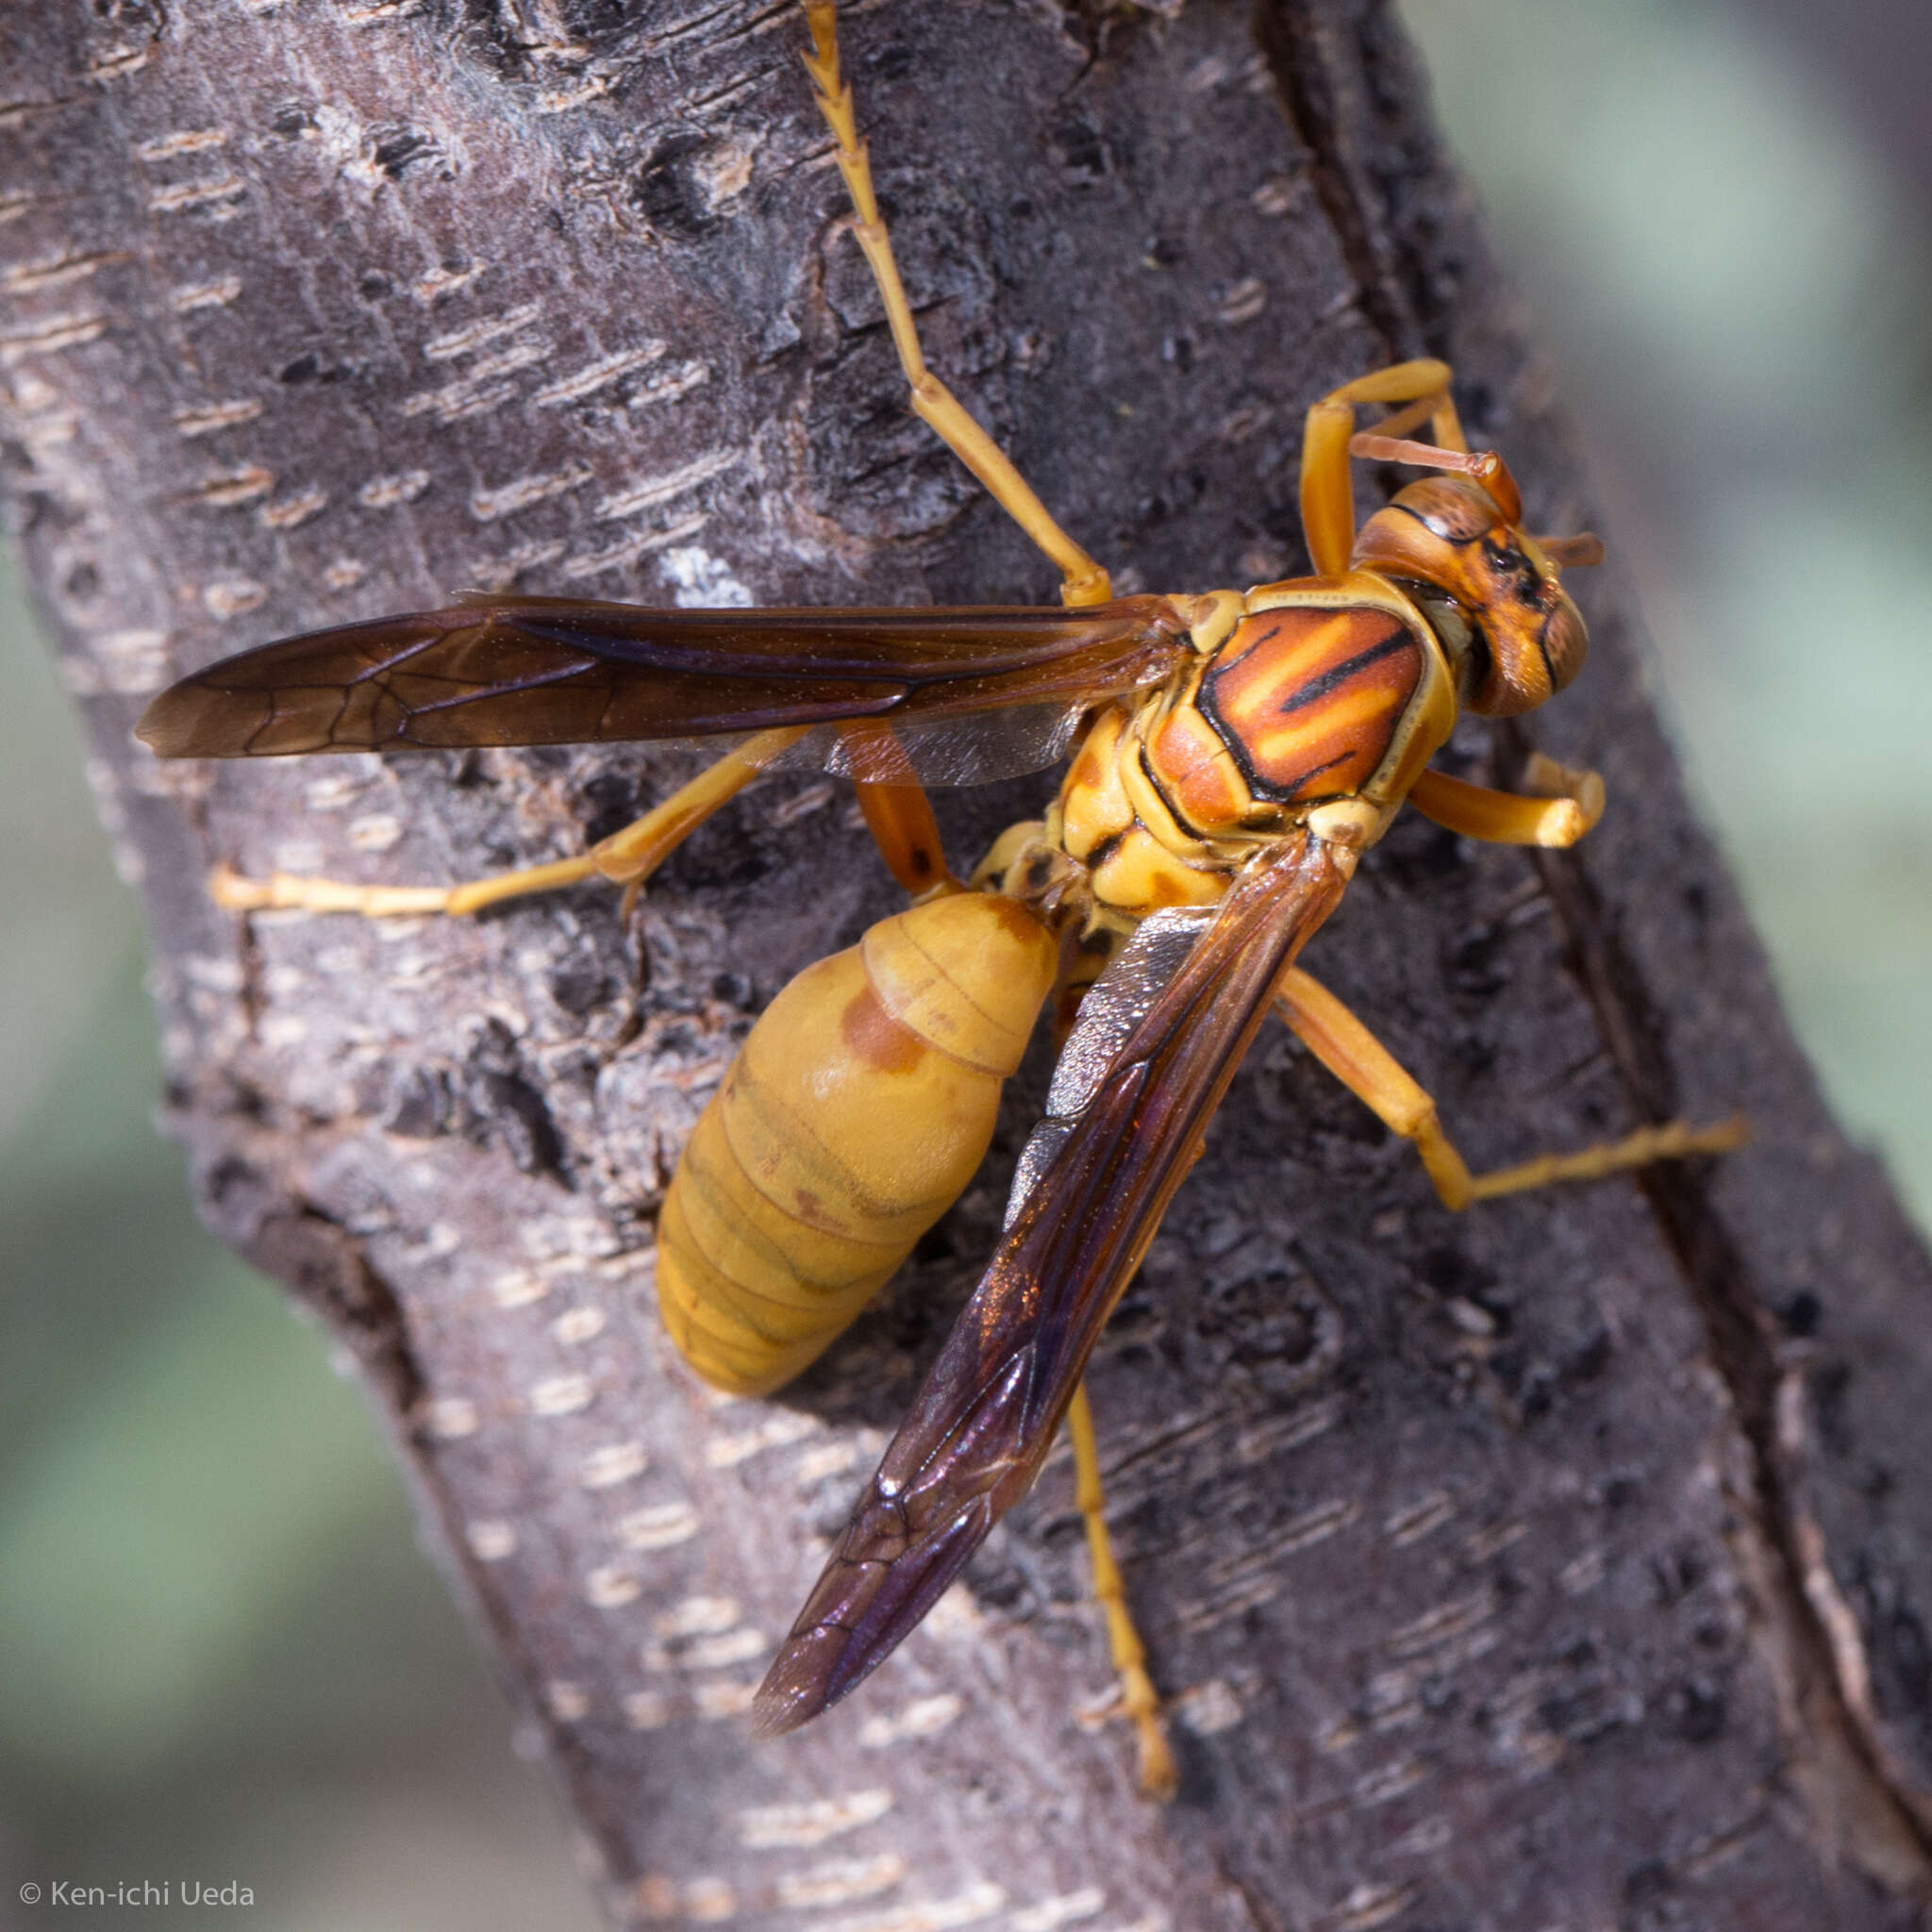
[1050,576,1456,924]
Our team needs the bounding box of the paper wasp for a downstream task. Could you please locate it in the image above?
[136,1,1743,1797]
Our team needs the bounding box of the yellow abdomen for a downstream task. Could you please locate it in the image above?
[657,892,1058,1395]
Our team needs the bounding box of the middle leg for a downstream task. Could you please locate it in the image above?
[210,724,808,919]
[838,721,959,898]
[209,718,967,921]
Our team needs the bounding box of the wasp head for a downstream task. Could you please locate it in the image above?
[1351,475,1588,716]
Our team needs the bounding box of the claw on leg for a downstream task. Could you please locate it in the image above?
[1465,1114,1750,1203]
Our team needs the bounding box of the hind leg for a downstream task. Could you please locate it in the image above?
[1068,1381,1177,1799]
[1274,966,1746,1209]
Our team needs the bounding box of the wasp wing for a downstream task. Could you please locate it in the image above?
[752,832,1352,1736]
[135,595,1191,774]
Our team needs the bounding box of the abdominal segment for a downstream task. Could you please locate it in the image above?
[657,891,1058,1395]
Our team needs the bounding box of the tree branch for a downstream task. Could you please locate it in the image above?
[7,0,1932,1923]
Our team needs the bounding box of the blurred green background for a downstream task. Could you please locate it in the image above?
[2,0,1926,1921]
[1407,0,1932,1227]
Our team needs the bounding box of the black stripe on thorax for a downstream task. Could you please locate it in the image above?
[1271,628,1415,719]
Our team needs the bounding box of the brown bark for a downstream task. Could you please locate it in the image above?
[7,0,1932,1924]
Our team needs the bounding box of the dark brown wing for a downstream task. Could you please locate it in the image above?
[135,593,1191,760]
[752,831,1352,1737]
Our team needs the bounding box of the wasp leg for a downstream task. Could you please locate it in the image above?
[798,2,1111,609]
[1067,1380,1177,1800]
[1299,358,1464,579]
[1408,755,1606,849]
[838,720,959,897]
[853,776,955,896]
[1274,966,1747,1210]
[208,725,806,920]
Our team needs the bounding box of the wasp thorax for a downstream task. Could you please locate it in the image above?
[1352,475,1588,717]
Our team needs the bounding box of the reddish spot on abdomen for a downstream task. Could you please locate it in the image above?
[1203,605,1422,803]
[840,984,925,1074]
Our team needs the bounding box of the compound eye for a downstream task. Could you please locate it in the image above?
[1541,589,1589,694]
[1481,532,1544,604]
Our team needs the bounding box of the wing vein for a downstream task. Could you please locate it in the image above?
[753,834,1352,1736]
